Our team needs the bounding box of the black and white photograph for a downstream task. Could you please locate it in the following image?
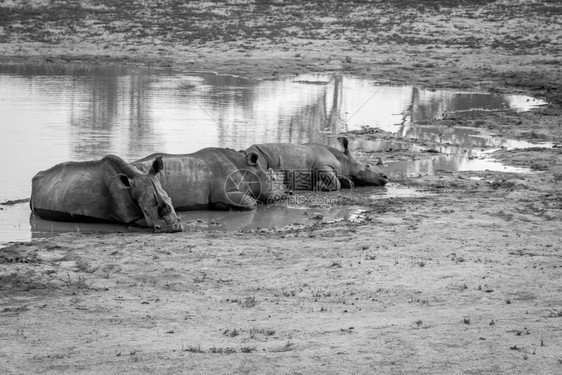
[1,0,561,373]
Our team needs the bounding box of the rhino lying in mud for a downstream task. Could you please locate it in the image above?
[246,137,388,191]
[133,147,286,211]
[30,155,182,233]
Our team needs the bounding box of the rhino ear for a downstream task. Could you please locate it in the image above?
[337,137,350,154]
[149,156,164,175]
[245,152,259,166]
[117,174,134,189]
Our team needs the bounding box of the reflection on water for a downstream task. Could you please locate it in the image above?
[385,154,531,177]
[353,138,539,177]
[408,88,543,122]
[0,64,549,243]
[397,123,551,150]
[0,64,547,202]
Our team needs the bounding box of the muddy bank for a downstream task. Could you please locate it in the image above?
[2,178,562,373]
[1,1,562,374]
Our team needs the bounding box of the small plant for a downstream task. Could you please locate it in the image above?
[65,273,90,290]
[76,275,90,289]
[463,318,471,325]
[23,278,39,291]
[281,289,296,297]
[209,346,236,354]
[249,328,275,336]
[223,329,239,337]
[312,289,332,298]
[182,345,204,353]
[239,296,257,308]
[415,320,423,327]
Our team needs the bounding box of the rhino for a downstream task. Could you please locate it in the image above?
[132,147,285,211]
[246,137,388,191]
[30,155,182,233]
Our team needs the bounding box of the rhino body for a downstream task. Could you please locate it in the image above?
[31,155,182,233]
[133,147,284,211]
[246,137,388,191]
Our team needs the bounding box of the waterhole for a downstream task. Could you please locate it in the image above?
[0,63,548,243]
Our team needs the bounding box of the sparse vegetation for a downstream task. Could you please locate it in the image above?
[1,0,561,373]
[233,296,258,308]
[182,345,204,353]
[65,273,90,290]
[180,345,257,354]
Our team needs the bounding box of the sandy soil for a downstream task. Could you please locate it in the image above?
[1,1,562,374]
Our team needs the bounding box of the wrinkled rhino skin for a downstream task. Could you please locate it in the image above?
[246,137,388,191]
[31,155,182,233]
[133,147,285,211]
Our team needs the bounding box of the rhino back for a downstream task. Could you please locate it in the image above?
[305,143,354,174]
[133,154,213,210]
[133,149,253,210]
[306,143,388,186]
[248,143,322,170]
[31,161,116,222]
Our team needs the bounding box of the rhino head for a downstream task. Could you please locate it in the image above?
[119,157,183,232]
[338,137,388,186]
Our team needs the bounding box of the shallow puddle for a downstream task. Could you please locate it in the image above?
[385,154,532,176]
[0,199,360,244]
[354,131,552,176]
[0,64,548,243]
[0,185,425,244]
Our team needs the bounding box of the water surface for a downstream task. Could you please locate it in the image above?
[0,64,547,201]
[1,186,407,243]
[0,63,548,243]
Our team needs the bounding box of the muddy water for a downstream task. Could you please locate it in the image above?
[0,185,418,243]
[0,64,547,243]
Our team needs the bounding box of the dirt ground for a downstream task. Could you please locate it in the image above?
[1,1,562,374]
